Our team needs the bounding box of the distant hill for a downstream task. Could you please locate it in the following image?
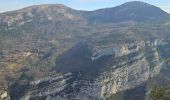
[84,1,170,23]
[0,1,169,40]
[0,1,170,100]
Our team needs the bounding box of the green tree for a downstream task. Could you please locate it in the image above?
[150,87,170,100]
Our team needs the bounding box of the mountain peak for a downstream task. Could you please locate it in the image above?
[23,4,68,9]
[1,1,169,25]
[87,1,169,23]
[19,4,72,14]
[118,1,155,9]
[122,1,151,5]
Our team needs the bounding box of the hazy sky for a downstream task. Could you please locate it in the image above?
[0,0,170,13]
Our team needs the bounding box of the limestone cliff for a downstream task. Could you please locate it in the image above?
[19,39,168,100]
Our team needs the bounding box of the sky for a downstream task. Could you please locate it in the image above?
[0,0,170,13]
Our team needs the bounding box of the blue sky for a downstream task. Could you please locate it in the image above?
[0,0,170,13]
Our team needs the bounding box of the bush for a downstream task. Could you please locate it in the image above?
[150,87,170,100]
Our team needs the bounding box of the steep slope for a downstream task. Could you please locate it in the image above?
[19,39,168,100]
[0,1,170,100]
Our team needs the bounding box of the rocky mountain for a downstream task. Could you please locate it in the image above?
[85,1,170,23]
[0,1,170,100]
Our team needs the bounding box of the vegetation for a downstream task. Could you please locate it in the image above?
[150,87,170,100]
[0,1,170,99]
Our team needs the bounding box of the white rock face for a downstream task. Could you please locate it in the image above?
[91,48,117,60]
[1,91,8,99]
[71,41,163,99]
[23,40,165,100]
[99,57,162,99]
[91,40,145,61]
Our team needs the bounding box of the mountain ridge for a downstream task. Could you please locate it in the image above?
[1,1,170,100]
[85,1,170,22]
[0,1,169,13]
[0,1,169,23]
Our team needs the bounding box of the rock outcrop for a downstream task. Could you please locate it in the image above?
[20,39,166,100]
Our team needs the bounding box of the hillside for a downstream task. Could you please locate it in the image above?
[0,1,170,100]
